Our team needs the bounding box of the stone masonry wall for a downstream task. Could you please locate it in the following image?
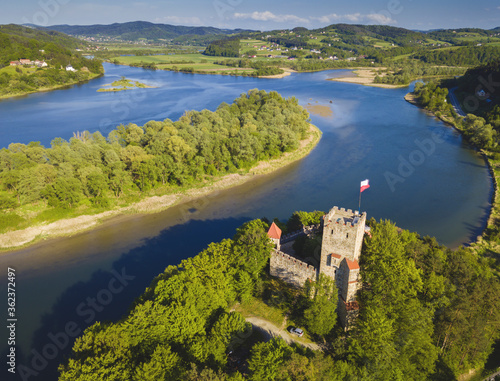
[321,207,366,264]
[270,250,317,287]
[338,262,360,303]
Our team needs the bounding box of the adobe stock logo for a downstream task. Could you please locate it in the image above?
[21,0,71,26]
[213,0,243,19]
[384,131,445,192]
[17,267,135,381]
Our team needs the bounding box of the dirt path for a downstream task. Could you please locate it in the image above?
[245,316,321,351]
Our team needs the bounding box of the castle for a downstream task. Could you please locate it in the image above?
[268,206,367,329]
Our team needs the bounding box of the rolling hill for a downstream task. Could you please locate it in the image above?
[0,24,102,97]
[39,21,250,42]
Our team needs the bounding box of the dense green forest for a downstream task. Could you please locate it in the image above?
[204,38,240,57]
[56,214,500,380]
[0,24,103,96]
[412,60,500,150]
[0,90,310,231]
[413,46,500,66]
[0,24,85,65]
[43,21,248,42]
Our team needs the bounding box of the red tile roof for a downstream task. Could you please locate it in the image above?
[267,222,282,240]
[345,258,360,270]
[331,253,342,259]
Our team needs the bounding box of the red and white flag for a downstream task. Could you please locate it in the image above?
[360,179,370,193]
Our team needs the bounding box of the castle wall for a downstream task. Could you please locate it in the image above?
[270,250,317,287]
[267,206,365,331]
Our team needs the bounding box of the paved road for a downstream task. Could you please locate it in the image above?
[449,87,467,117]
[245,316,321,351]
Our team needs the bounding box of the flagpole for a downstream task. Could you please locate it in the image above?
[358,189,362,214]
[359,179,369,214]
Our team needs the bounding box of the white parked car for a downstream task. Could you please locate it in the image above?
[289,327,304,337]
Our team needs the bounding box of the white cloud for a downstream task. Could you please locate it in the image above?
[233,11,309,24]
[311,12,396,25]
[230,9,397,27]
[344,13,363,22]
[365,13,396,24]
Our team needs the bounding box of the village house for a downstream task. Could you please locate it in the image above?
[10,59,47,67]
[34,60,48,68]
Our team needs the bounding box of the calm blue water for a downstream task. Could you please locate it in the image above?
[0,64,492,380]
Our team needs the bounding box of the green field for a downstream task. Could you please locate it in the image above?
[364,36,394,48]
[240,38,287,57]
[114,53,220,64]
[424,38,450,46]
[0,65,39,75]
[390,53,413,61]
[112,52,258,74]
[240,39,267,49]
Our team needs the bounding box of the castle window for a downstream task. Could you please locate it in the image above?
[331,229,333,234]
[346,233,349,238]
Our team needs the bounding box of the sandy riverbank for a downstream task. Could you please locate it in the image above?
[0,124,322,250]
[328,67,405,89]
[258,68,296,79]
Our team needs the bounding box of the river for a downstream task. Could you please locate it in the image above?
[0,63,492,380]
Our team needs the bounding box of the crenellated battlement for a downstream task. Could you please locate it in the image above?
[324,206,366,228]
[268,204,366,330]
[270,250,317,287]
[272,250,317,272]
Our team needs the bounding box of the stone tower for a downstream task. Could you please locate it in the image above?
[320,207,366,329]
[320,206,366,278]
[267,205,367,329]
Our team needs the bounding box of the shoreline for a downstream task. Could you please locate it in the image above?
[328,69,458,90]
[327,67,406,89]
[0,124,322,251]
[404,92,497,248]
[258,68,295,79]
[0,72,104,101]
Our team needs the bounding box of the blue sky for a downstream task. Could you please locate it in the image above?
[3,0,500,31]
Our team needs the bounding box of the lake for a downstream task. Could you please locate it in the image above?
[0,63,492,380]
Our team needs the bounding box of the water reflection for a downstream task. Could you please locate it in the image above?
[0,64,493,380]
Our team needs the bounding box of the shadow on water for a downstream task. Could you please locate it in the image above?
[461,204,492,246]
[458,160,491,169]
[6,217,249,381]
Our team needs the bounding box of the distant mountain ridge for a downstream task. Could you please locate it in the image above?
[37,21,251,41]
